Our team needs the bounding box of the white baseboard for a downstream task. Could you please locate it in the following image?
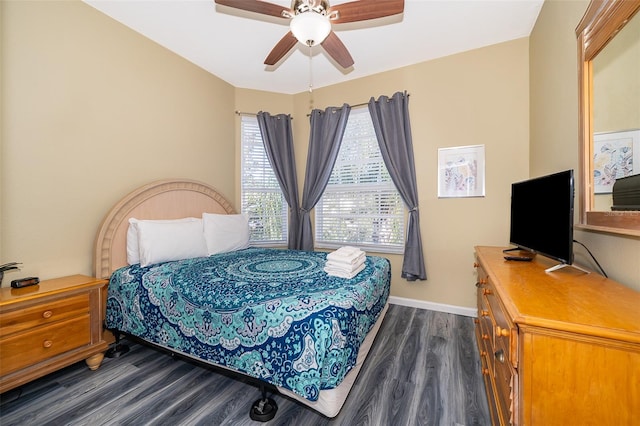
[388,296,477,318]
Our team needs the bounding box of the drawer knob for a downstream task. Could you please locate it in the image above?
[43,340,53,348]
[473,262,479,268]
[482,368,490,376]
[481,310,489,317]
[496,326,510,337]
[495,349,505,363]
[475,278,487,287]
[482,288,492,295]
[42,310,53,319]
[482,333,490,341]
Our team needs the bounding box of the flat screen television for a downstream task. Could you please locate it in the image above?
[508,169,575,271]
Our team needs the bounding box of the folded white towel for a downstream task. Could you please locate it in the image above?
[325,257,365,273]
[327,246,366,264]
[324,263,365,279]
[326,252,366,266]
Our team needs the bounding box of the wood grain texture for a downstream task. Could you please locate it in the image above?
[476,246,640,425]
[0,276,108,394]
[0,305,490,425]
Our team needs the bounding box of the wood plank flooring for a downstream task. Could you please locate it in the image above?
[0,305,490,425]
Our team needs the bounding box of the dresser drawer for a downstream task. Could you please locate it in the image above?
[494,340,515,425]
[0,294,90,338]
[476,258,518,425]
[0,315,91,376]
[483,284,518,370]
[477,293,493,362]
[479,350,502,426]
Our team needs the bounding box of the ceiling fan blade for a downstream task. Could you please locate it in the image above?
[328,0,404,24]
[264,31,298,65]
[321,31,354,69]
[214,0,290,19]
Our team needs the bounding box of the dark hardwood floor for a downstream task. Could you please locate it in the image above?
[0,304,490,425]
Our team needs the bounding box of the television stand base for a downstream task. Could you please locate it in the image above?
[545,263,590,274]
[503,247,524,253]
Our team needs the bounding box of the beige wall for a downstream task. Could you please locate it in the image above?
[1,1,236,281]
[530,0,640,291]
[593,15,640,132]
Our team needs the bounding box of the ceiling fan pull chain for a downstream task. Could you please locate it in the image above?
[308,43,313,93]
[308,43,315,110]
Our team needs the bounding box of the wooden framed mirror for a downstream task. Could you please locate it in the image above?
[576,0,640,236]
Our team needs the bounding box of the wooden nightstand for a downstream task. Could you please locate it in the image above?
[0,275,109,393]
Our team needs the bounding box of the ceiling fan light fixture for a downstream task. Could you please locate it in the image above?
[290,12,331,46]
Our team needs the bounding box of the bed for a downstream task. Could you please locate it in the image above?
[94,179,391,419]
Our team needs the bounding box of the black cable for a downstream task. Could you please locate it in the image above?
[573,239,608,278]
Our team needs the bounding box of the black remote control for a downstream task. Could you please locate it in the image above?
[504,256,533,262]
[11,277,40,288]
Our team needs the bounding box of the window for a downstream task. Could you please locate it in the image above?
[240,115,287,245]
[315,107,405,253]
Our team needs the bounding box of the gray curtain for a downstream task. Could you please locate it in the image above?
[256,112,301,250]
[368,92,426,281]
[299,104,351,251]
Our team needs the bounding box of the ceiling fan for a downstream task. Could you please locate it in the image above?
[214,0,405,69]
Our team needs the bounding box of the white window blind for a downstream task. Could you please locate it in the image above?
[240,115,288,245]
[315,107,405,253]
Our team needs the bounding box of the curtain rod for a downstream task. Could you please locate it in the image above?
[305,93,410,116]
[235,111,254,116]
[235,93,409,118]
[346,92,411,109]
[235,111,294,119]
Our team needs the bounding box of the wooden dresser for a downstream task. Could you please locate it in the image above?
[0,275,109,393]
[474,246,640,425]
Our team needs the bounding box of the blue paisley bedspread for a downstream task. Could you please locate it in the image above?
[105,248,390,401]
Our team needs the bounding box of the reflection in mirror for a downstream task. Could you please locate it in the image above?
[592,16,640,211]
[576,0,640,235]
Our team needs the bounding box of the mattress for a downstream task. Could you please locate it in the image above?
[105,248,391,406]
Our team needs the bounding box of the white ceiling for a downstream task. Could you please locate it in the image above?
[83,0,544,95]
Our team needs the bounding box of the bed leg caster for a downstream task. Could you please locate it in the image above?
[105,343,130,358]
[250,386,277,422]
[105,331,130,358]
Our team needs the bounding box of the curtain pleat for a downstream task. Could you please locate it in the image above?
[298,105,351,251]
[368,92,427,280]
[256,112,301,249]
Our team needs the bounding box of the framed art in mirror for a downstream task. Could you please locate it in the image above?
[593,129,640,195]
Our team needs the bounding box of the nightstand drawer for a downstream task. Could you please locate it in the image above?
[0,294,90,338]
[0,315,91,376]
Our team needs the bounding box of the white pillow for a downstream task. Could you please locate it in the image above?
[126,217,200,265]
[132,218,208,267]
[202,213,250,255]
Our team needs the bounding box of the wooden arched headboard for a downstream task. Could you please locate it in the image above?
[93,179,235,279]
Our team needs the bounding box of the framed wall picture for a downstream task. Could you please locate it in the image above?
[438,144,485,198]
[593,129,640,193]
